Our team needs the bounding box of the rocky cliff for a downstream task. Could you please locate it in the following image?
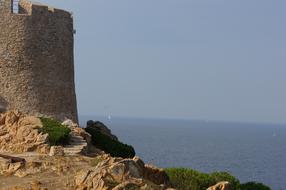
[0,111,49,154]
[0,111,176,190]
[0,111,234,190]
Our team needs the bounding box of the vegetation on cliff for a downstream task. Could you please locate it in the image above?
[165,168,271,190]
[240,182,271,190]
[40,117,71,146]
[85,123,135,158]
[166,168,239,190]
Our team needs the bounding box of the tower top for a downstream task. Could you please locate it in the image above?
[0,0,19,13]
[0,0,71,16]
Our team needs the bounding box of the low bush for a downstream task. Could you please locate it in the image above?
[85,126,135,158]
[240,182,271,190]
[165,168,239,190]
[165,168,271,190]
[40,117,71,146]
[165,168,213,190]
[211,171,240,189]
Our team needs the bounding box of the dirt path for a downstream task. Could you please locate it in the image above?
[0,154,95,190]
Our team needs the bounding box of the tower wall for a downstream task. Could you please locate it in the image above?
[0,0,78,121]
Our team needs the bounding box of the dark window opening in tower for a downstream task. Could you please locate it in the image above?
[11,0,19,13]
[0,97,7,113]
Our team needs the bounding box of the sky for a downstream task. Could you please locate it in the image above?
[39,0,286,124]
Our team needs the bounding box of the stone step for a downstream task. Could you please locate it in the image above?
[70,142,86,145]
[70,137,86,142]
[63,135,87,156]
[64,147,85,151]
[64,147,83,150]
[68,144,86,147]
[68,142,87,145]
[64,151,82,155]
[64,148,82,151]
[64,148,84,152]
[65,144,87,148]
[64,148,82,150]
[70,136,84,140]
[70,138,85,141]
[64,151,82,154]
[71,145,85,148]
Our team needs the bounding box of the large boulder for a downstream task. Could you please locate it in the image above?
[86,120,118,141]
[75,154,172,190]
[85,121,135,158]
[0,111,49,154]
[0,155,25,176]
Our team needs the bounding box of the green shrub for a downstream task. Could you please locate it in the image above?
[40,117,71,146]
[165,168,271,190]
[85,126,135,158]
[240,182,271,190]
[165,168,240,190]
[211,171,240,189]
[165,168,214,190]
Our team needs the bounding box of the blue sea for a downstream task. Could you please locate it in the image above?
[80,116,286,190]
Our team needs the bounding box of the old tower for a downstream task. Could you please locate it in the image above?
[0,0,78,121]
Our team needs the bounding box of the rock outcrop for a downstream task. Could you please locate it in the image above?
[85,121,135,158]
[87,120,118,141]
[0,111,49,154]
[49,146,65,156]
[0,156,25,176]
[207,181,232,190]
[62,119,91,144]
[75,154,172,190]
[0,153,175,190]
[0,114,175,190]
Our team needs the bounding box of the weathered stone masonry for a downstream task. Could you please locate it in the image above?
[0,0,78,121]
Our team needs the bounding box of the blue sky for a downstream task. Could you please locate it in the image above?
[40,0,286,124]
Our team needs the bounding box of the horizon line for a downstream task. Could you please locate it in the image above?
[78,114,286,126]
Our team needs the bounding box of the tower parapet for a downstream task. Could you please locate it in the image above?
[0,0,78,121]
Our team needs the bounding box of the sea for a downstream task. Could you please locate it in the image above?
[79,116,286,190]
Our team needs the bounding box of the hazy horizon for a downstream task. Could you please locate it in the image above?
[40,0,286,124]
[79,114,286,126]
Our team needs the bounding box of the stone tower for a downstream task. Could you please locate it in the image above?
[0,0,78,121]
